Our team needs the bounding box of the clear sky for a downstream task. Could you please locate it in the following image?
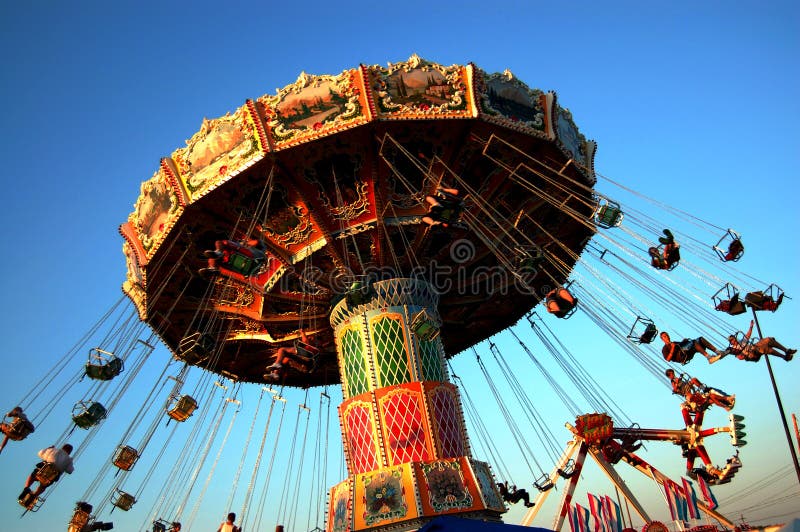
[0,1,798,531]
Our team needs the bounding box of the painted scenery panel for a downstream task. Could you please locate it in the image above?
[276,79,352,129]
[483,75,546,130]
[131,169,181,256]
[386,68,452,107]
[172,107,260,201]
[556,107,588,166]
[262,70,366,147]
[371,55,469,116]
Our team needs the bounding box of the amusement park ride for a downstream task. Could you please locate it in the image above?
[2,56,795,531]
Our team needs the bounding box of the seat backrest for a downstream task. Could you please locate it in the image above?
[168,396,198,421]
[35,462,60,484]
[4,417,34,440]
[227,253,258,276]
[639,323,658,344]
[113,445,139,470]
[113,491,136,511]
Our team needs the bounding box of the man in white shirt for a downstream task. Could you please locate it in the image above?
[19,443,74,501]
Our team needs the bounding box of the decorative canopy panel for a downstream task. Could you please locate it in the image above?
[121,55,598,386]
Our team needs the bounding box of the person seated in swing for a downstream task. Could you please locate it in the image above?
[496,481,534,508]
[638,322,658,344]
[724,320,795,362]
[200,238,267,277]
[0,406,35,453]
[264,330,320,381]
[19,443,74,504]
[745,289,785,312]
[660,331,725,365]
[714,291,746,315]
[665,369,735,411]
[723,238,744,261]
[649,229,680,270]
[422,187,464,228]
[545,287,578,318]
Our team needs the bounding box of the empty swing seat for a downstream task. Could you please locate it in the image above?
[113,445,140,471]
[627,316,657,344]
[111,489,136,511]
[72,401,108,429]
[558,459,576,478]
[177,332,216,364]
[534,474,554,492]
[85,356,123,381]
[167,395,198,422]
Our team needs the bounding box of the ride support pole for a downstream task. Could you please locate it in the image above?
[750,308,800,485]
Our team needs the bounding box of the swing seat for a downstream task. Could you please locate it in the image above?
[545,288,578,319]
[178,332,216,364]
[113,445,139,471]
[712,283,746,315]
[745,285,784,312]
[72,401,108,429]
[558,459,576,478]
[167,395,198,422]
[639,323,658,344]
[345,279,374,307]
[712,229,744,262]
[534,474,554,492]
[427,190,465,226]
[514,245,545,271]
[410,309,440,341]
[594,200,624,228]
[2,416,35,441]
[85,356,124,381]
[294,340,320,359]
[68,502,93,532]
[111,489,136,511]
[660,244,681,270]
[35,461,61,485]
[19,490,43,511]
[627,317,657,344]
[715,297,746,315]
[225,252,262,277]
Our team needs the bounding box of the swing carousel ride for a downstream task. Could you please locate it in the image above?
[4,55,795,532]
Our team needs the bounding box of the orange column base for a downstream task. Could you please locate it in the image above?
[326,457,505,532]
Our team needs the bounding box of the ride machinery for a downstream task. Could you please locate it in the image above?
[119,55,597,531]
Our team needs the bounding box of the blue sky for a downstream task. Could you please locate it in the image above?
[0,1,798,530]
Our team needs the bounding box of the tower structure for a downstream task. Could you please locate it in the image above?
[326,279,504,531]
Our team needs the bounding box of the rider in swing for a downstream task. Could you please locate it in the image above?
[264,330,320,381]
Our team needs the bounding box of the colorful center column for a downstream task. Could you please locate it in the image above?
[326,278,506,532]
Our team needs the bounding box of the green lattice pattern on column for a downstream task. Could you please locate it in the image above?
[371,317,410,386]
[418,339,445,382]
[341,328,370,397]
